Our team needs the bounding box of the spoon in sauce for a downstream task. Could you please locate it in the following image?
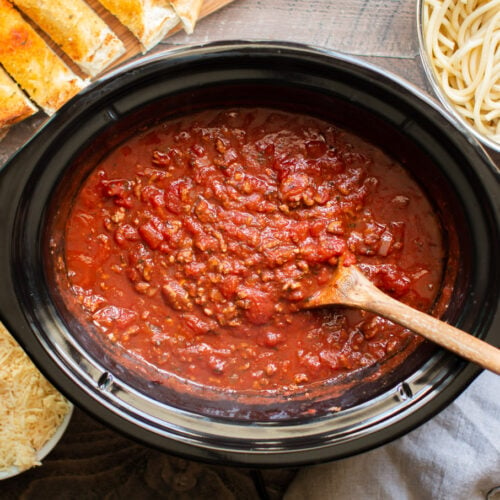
[305,264,500,375]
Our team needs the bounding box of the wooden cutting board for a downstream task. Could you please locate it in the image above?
[0,0,234,135]
[85,0,235,75]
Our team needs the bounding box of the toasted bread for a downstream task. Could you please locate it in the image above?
[12,0,126,77]
[0,65,37,138]
[97,0,180,51]
[0,0,87,115]
[170,0,203,34]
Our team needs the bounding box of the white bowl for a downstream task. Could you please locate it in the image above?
[0,404,73,480]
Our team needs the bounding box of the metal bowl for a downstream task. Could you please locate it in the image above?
[0,42,498,467]
[416,0,500,153]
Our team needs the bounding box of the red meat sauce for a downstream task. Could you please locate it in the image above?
[60,108,445,392]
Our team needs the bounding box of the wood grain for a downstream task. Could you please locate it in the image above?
[167,0,419,58]
[1,408,296,499]
[307,265,500,375]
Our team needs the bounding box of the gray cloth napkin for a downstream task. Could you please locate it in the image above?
[285,370,500,500]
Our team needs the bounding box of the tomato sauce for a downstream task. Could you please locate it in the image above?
[59,108,445,391]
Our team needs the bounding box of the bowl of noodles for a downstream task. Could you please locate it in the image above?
[418,0,500,152]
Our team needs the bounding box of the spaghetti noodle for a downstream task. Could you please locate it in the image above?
[423,0,500,144]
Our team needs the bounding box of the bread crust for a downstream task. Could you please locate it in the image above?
[98,0,180,51]
[0,0,87,115]
[12,0,126,76]
[0,66,37,135]
[170,0,203,34]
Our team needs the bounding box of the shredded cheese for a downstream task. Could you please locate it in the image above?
[0,322,71,472]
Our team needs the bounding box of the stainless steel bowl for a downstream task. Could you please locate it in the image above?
[416,0,500,153]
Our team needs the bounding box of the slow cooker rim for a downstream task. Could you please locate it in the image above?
[0,41,498,467]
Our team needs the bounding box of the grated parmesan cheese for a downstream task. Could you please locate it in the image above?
[0,322,71,472]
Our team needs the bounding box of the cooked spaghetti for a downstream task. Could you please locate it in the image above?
[423,0,500,144]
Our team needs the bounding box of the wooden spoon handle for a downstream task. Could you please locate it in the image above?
[345,268,500,375]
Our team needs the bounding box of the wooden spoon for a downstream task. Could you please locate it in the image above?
[305,264,500,375]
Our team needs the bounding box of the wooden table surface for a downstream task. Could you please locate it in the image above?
[1,1,498,498]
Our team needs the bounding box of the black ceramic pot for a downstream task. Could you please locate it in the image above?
[0,42,498,467]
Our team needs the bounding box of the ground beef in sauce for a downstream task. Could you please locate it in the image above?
[59,108,445,391]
